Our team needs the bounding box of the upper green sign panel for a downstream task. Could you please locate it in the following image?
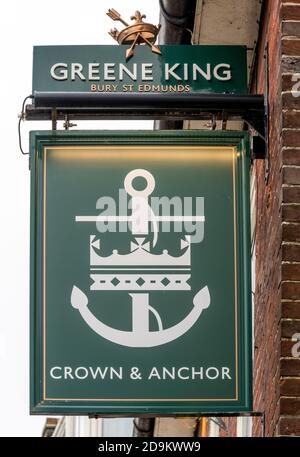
[30,131,252,415]
[32,45,248,94]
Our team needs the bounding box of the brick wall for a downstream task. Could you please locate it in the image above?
[252,0,282,437]
[212,0,300,437]
[279,0,300,436]
[252,0,300,436]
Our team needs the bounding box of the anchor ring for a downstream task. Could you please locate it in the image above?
[124,169,155,197]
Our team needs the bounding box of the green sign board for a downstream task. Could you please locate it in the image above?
[32,45,248,95]
[30,130,252,415]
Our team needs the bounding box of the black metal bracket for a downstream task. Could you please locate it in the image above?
[23,91,267,158]
[51,108,57,130]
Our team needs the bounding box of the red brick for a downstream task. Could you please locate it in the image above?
[282,300,300,318]
[281,318,300,336]
[283,112,300,129]
[282,129,300,146]
[283,149,300,166]
[279,418,300,436]
[282,282,300,299]
[280,397,300,414]
[282,39,300,55]
[280,378,300,396]
[282,244,300,261]
[281,339,295,356]
[282,22,300,38]
[283,167,300,184]
[282,74,292,92]
[283,186,300,203]
[282,223,300,241]
[281,358,300,375]
[282,204,300,221]
[283,5,300,21]
[282,263,300,280]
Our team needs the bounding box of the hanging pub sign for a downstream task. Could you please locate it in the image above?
[30,130,252,414]
[32,44,247,96]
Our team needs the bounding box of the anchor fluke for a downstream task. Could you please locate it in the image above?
[71,285,88,310]
[193,286,210,310]
[70,285,210,348]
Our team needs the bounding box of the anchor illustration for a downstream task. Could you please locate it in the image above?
[71,169,210,348]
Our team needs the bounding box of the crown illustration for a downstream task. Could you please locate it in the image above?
[89,235,191,292]
[90,235,191,267]
[107,9,161,60]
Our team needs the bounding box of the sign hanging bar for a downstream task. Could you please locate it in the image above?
[32,92,263,110]
[25,92,265,139]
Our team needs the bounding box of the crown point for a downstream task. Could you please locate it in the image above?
[90,238,191,267]
[181,238,190,250]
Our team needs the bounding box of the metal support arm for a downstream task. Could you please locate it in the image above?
[23,91,266,157]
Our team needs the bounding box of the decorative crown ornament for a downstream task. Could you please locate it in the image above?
[106,8,161,60]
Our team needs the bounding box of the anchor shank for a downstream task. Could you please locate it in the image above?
[130,293,149,334]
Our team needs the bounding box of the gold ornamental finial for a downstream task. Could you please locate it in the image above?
[106,8,161,60]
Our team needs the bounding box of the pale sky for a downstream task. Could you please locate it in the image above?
[0,0,159,437]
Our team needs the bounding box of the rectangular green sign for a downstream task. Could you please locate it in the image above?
[30,131,252,415]
[32,45,248,95]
